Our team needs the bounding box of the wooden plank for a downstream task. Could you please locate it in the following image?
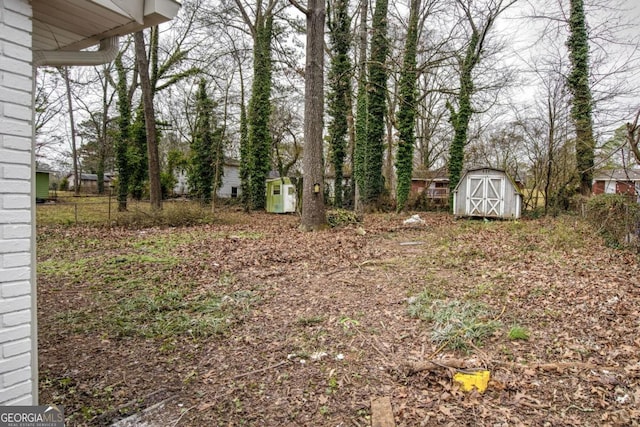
[370,396,396,427]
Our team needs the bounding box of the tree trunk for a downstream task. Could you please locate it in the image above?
[115,53,130,212]
[395,0,420,212]
[98,70,109,195]
[363,0,390,205]
[134,31,162,211]
[353,0,368,213]
[567,0,595,196]
[300,0,327,231]
[63,67,80,196]
[544,98,555,214]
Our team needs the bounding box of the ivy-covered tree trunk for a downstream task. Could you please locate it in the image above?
[247,14,274,210]
[447,32,477,205]
[361,0,390,205]
[567,0,595,196]
[134,30,162,211]
[327,0,351,208]
[114,53,130,211]
[212,83,230,211]
[395,0,420,212]
[238,72,250,210]
[353,0,368,210]
[300,0,327,231]
[97,67,109,195]
[129,106,148,200]
[189,79,216,204]
[447,0,506,207]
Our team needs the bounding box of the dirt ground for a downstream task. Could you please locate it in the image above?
[37,211,640,426]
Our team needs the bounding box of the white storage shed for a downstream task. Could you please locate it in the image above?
[452,167,523,219]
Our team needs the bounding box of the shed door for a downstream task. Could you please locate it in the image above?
[466,175,504,216]
[283,185,296,212]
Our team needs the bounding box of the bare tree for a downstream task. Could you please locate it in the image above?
[627,109,640,164]
[134,31,162,210]
[61,67,81,196]
[446,0,518,204]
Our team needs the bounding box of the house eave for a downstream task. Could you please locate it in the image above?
[32,0,181,53]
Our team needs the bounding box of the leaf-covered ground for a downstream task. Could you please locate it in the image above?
[37,211,640,426]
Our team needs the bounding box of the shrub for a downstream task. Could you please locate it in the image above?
[405,190,449,212]
[326,209,362,228]
[585,194,640,249]
[114,201,215,228]
[59,176,69,191]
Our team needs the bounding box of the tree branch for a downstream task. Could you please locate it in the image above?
[288,0,308,15]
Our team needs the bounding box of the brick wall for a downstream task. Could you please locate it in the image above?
[0,0,36,405]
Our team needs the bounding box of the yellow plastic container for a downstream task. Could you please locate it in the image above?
[453,370,490,393]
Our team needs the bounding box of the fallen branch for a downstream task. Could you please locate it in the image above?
[171,404,196,427]
[500,361,621,372]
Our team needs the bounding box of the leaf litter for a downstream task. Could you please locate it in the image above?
[37,212,640,426]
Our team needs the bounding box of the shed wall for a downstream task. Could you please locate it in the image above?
[453,169,521,218]
[0,0,37,405]
[35,172,49,200]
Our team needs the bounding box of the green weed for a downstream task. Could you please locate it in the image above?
[508,325,530,341]
[338,316,360,332]
[408,291,500,351]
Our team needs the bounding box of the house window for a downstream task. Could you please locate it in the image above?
[273,184,281,195]
[231,187,238,198]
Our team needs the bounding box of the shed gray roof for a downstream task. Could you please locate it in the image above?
[453,167,522,195]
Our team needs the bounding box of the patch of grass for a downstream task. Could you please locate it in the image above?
[37,197,220,227]
[114,202,217,228]
[408,290,500,351]
[52,287,255,340]
[132,233,198,255]
[538,217,586,251]
[38,258,91,277]
[217,271,236,286]
[108,289,255,339]
[228,231,264,239]
[296,315,325,326]
[106,253,178,267]
[465,282,493,299]
[508,325,530,341]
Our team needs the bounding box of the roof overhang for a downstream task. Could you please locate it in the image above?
[32,0,181,52]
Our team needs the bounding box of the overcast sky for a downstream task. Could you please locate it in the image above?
[491,0,640,136]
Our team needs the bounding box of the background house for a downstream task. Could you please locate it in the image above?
[173,159,242,198]
[411,167,449,203]
[0,0,179,406]
[592,169,640,202]
[67,173,114,193]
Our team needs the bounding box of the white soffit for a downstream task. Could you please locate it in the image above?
[92,0,145,24]
[32,0,180,52]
